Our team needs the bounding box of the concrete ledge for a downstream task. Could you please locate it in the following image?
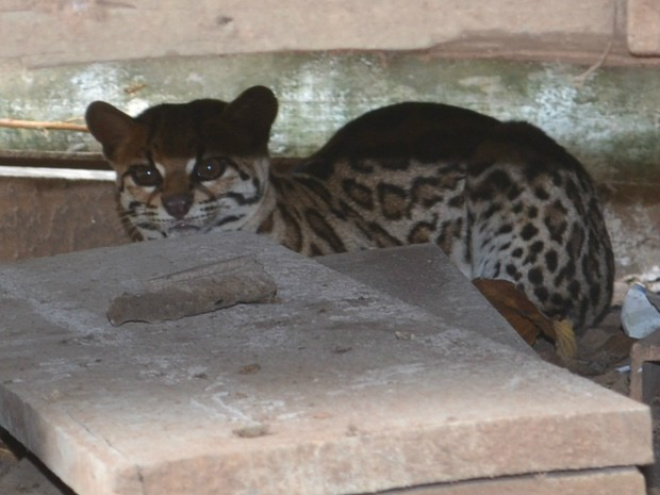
[386,467,646,495]
[628,0,660,55]
[0,0,624,68]
[0,450,647,495]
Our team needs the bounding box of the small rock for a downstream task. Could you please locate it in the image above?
[621,284,660,339]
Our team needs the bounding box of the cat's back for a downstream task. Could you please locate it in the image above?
[284,100,613,331]
[299,101,501,178]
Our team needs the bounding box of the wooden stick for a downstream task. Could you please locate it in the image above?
[0,118,88,132]
[0,149,108,170]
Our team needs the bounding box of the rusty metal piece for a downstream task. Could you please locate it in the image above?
[630,329,660,403]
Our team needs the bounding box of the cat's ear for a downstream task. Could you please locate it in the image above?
[85,101,137,160]
[223,86,278,144]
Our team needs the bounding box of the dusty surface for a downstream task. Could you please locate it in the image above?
[0,235,651,495]
[0,0,630,68]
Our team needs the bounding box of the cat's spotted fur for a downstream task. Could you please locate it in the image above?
[86,86,614,332]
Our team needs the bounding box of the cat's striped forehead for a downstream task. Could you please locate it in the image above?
[134,100,226,160]
[121,100,268,166]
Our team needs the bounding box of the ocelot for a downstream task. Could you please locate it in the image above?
[85,85,614,334]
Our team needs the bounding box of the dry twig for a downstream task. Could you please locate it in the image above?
[0,118,88,132]
[573,0,618,86]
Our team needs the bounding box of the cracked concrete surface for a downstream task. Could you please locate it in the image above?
[0,234,652,495]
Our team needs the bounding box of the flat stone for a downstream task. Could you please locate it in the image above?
[319,245,533,354]
[0,233,652,495]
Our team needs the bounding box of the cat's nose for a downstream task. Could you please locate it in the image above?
[162,194,193,219]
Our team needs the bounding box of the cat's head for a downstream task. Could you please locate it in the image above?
[85,86,278,240]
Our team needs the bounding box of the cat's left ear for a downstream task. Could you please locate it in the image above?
[85,101,138,160]
[223,86,279,144]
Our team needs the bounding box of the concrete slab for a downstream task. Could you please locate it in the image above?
[318,245,533,354]
[386,467,646,495]
[0,452,647,495]
[0,233,653,495]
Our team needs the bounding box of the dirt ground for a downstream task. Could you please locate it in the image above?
[534,281,635,392]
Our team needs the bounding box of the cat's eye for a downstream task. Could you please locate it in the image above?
[193,157,228,182]
[129,165,162,187]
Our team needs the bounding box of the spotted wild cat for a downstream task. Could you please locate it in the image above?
[85,86,614,333]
